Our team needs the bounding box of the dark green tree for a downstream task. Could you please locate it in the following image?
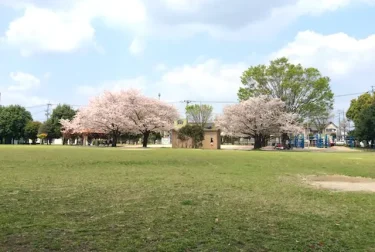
[355,104,375,148]
[178,124,204,148]
[24,121,42,144]
[346,92,375,126]
[149,132,162,144]
[38,119,55,144]
[49,104,76,139]
[0,105,32,144]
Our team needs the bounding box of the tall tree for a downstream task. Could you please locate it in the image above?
[346,92,375,126]
[185,104,213,128]
[238,57,334,120]
[24,121,42,144]
[216,96,302,149]
[0,105,32,144]
[355,104,375,147]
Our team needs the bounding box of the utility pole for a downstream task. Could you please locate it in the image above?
[338,110,341,141]
[183,100,192,107]
[45,103,52,121]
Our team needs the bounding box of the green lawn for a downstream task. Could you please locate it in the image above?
[1,146,375,251]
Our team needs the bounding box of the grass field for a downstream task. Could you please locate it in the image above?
[1,146,375,251]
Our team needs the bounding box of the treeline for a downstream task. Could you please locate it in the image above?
[0,104,76,144]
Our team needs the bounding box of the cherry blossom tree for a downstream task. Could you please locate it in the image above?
[121,89,179,147]
[216,96,302,149]
[61,89,179,147]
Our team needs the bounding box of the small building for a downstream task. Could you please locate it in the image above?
[171,129,221,149]
[171,119,221,149]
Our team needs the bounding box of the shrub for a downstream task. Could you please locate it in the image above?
[178,125,204,148]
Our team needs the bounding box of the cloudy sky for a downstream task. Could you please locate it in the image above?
[0,0,375,121]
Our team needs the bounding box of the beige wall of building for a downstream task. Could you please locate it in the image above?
[171,129,221,149]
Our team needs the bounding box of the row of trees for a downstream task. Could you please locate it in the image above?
[1,57,335,150]
[61,89,179,147]
[0,104,76,144]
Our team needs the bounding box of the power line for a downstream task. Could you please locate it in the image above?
[334,91,369,98]
[25,104,46,109]
[45,103,52,120]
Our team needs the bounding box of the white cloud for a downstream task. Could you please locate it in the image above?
[272,30,375,110]
[8,71,41,91]
[2,0,374,55]
[273,31,375,77]
[4,6,95,55]
[76,76,147,97]
[74,59,246,114]
[129,37,145,55]
[4,92,48,106]
[157,59,246,102]
[1,0,146,55]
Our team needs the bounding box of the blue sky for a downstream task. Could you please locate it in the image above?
[0,0,375,122]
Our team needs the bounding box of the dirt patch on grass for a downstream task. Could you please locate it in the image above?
[306,175,375,192]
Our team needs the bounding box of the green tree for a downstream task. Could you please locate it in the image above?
[355,104,375,148]
[178,124,204,148]
[238,57,334,120]
[49,104,76,139]
[24,121,42,144]
[238,57,334,145]
[346,92,375,126]
[186,104,213,128]
[38,119,55,144]
[149,132,162,144]
[0,105,32,144]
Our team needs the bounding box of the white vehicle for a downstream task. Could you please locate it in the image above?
[335,141,346,146]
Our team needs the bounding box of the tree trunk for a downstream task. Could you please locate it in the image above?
[112,133,118,147]
[254,135,262,150]
[281,133,288,147]
[143,131,150,148]
[261,135,268,147]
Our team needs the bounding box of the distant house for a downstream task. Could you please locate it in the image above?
[304,122,338,136]
[304,122,338,145]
